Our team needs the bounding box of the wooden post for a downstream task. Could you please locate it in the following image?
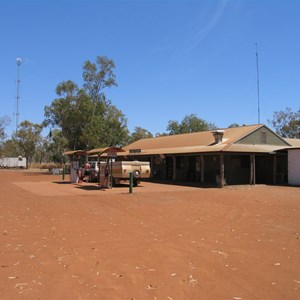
[97,155,100,186]
[62,163,65,180]
[172,156,176,181]
[150,156,154,177]
[220,154,225,187]
[250,154,253,185]
[250,154,257,185]
[273,155,277,185]
[200,155,205,184]
[253,154,256,185]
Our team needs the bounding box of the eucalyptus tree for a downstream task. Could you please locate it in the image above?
[0,116,10,154]
[45,81,96,149]
[228,123,240,128]
[2,139,20,157]
[34,136,52,165]
[167,114,216,135]
[47,129,68,164]
[129,127,153,143]
[269,107,300,138]
[44,56,129,150]
[83,56,117,104]
[15,120,43,167]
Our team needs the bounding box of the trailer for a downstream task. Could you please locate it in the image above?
[98,160,151,187]
[0,157,26,169]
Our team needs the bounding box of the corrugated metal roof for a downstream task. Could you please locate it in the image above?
[87,147,125,155]
[123,125,263,152]
[225,144,285,153]
[121,124,296,155]
[284,138,300,147]
[63,150,86,155]
[86,148,106,155]
[121,144,227,156]
[120,144,285,156]
[65,125,297,157]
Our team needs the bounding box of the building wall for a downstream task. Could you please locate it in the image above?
[255,154,274,184]
[126,150,287,187]
[224,155,250,185]
[288,149,300,186]
[203,155,220,183]
[237,126,288,146]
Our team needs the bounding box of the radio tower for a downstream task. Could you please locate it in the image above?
[16,57,22,132]
[255,43,261,124]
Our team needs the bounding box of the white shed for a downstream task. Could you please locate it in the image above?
[288,148,300,186]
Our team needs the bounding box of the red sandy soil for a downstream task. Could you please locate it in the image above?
[0,170,299,300]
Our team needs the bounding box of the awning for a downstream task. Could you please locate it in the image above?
[87,147,125,156]
[63,150,86,156]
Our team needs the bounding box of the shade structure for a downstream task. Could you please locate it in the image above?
[63,150,86,156]
[87,147,125,156]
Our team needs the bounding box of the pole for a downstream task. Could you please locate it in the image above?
[200,155,205,184]
[129,172,133,193]
[110,158,113,189]
[220,154,225,187]
[16,57,22,132]
[255,43,261,124]
[62,163,65,180]
[97,156,100,187]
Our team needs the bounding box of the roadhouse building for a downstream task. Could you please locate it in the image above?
[118,124,298,187]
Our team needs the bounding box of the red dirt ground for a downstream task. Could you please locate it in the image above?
[0,170,299,300]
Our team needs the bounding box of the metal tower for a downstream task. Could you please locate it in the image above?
[16,57,22,132]
[255,43,261,124]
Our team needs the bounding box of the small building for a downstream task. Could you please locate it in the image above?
[287,149,300,186]
[119,124,294,187]
[281,138,300,186]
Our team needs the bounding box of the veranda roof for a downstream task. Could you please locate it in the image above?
[120,124,291,156]
[87,147,125,156]
[63,150,86,156]
[123,124,263,151]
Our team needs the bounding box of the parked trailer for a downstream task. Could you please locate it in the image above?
[0,157,26,169]
[95,161,150,187]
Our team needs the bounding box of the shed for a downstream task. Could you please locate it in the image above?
[283,139,300,186]
[288,148,300,186]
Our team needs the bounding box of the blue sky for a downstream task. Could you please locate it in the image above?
[1,0,300,137]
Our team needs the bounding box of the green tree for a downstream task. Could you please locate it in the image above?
[45,83,100,149]
[44,56,129,150]
[129,127,153,143]
[15,120,43,167]
[0,116,10,154]
[33,136,51,165]
[228,123,240,128]
[167,114,216,135]
[46,129,68,164]
[155,132,169,137]
[101,104,129,147]
[2,138,20,157]
[83,56,117,104]
[269,107,300,138]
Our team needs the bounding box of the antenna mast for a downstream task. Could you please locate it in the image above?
[255,43,260,124]
[16,57,22,132]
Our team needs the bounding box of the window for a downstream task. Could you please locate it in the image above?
[260,131,267,144]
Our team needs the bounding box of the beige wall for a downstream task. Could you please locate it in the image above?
[237,126,288,146]
[288,149,300,186]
